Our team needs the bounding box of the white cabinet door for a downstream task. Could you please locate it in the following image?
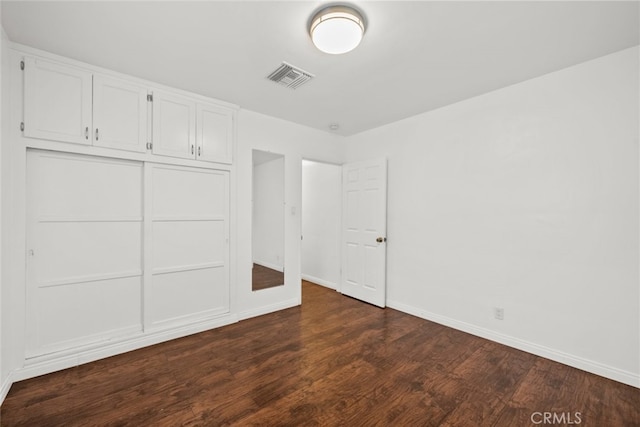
[152,91,196,160]
[93,75,148,153]
[196,102,233,164]
[23,57,92,145]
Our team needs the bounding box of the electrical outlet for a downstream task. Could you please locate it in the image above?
[494,307,504,320]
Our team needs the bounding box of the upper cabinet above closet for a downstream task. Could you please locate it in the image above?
[196,102,233,164]
[21,55,235,164]
[23,57,147,152]
[151,90,196,160]
[152,91,233,164]
[23,57,93,145]
[93,75,149,153]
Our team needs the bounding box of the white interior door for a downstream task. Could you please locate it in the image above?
[341,158,387,307]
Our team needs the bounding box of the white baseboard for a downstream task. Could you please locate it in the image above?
[0,370,14,407]
[14,314,238,382]
[253,260,284,272]
[301,274,336,290]
[387,299,640,389]
[238,298,299,321]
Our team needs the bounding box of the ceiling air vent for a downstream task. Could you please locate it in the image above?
[267,62,314,90]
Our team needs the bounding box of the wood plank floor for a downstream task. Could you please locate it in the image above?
[2,281,639,426]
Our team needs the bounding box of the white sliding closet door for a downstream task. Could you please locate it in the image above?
[26,150,143,358]
[147,164,229,328]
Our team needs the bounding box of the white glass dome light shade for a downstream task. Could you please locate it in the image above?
[310,6,365,55]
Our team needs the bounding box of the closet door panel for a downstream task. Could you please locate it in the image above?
[152,220,225,273]
[36,222,142,286]
[34,152,142,218]
[151,165,226,218]
[33,277,142,356]
[151,268,228,327]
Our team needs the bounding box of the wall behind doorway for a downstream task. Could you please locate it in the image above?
[301,160,341,290]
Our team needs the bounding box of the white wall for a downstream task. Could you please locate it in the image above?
[301,160,341,289]
[0,8,5,404]
[345,46,640,387]
[1,42,25,410]
[252,156,285,271]
[236,109,344,319]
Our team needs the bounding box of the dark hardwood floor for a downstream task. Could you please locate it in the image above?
[2,281,639,426]
[252,263,285,291]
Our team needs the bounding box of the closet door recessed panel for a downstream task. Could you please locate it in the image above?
[151,268,228,328]
[151,165,226,219]
[152,220,225,274]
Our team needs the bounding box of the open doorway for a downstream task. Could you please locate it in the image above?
[301,159,342,291]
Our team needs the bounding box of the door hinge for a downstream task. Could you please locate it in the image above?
[20,122,24,132]
[146,142,153,150]
[147,94,153,102]
[20,60,24,71]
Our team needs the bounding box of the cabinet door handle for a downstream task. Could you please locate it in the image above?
[85,127,89,140]
[191,145,194,155]
[95,128,99,141]
[198,146,201,157]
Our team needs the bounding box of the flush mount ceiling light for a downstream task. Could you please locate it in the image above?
[309,5,365,54]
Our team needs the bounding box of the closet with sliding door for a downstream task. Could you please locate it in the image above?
[12,47,236,376]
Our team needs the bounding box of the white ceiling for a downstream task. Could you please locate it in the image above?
[2,1,639,136]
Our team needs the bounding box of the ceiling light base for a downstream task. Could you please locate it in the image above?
[309,5,365,55]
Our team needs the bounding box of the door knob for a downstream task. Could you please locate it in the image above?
[376,237,386,243]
